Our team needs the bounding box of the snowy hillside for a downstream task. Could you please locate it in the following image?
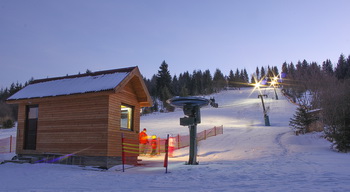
[1,87,350,192]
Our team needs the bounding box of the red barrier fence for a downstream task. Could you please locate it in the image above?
[0,126,223,156]
[122,125,224,160]
[0,136,16,154]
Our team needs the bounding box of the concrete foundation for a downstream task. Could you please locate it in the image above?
[17,154,137,169]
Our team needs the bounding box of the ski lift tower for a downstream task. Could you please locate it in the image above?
[168,96,209,165]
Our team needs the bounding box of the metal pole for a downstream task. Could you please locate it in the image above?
[258,94,270,126]
[273,87,279,100]
[188,124,198,165]
[258,95,267,113]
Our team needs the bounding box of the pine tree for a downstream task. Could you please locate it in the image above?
[213,68,226,92]
[243,68,249,83]
[335,54,347,80]
[192,70,203,95]
[289,106,314,135]
[288,62,296,78]
[156,61,172,110]
[255,67,260,80]
[346,55,350,79]
[202,69,213,94]
[272,66,279,77]
[171,75,180,96]
[179,71,191,96]
[282,62,288,77]
[233,68,240,89]
[267,66,273,78]
[250,76,255,85]
[260,67,266,79]
[322,59,333,76]
[228,70,235,88]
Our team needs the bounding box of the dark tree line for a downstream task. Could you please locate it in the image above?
[285,54,350,152]
[143,61,253,113]
[143,60,279,113]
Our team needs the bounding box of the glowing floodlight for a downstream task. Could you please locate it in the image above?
[255,82,261,88]
[270,81,276,86]
[168,96,209,165]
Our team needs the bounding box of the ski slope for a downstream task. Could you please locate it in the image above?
[1,87,350,192]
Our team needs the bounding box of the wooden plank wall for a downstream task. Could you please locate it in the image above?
[15,104,26,153]
[107,80,140,157]
[17,95,110,156]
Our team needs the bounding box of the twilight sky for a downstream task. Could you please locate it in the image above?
[1,0,350,88]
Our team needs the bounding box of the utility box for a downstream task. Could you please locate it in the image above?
[180,117,196,126]
[182,105,201,124]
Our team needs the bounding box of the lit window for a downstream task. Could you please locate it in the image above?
[121,104,134,130]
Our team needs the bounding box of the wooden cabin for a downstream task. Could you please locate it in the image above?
[6,66,152,168]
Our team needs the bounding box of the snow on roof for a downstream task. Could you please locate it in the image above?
[8,72,130,100]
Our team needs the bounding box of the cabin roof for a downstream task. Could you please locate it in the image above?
[7,67,138,100]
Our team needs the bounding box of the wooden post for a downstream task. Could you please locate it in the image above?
[164,134,169,173]
[157,137,161,154]
[177,134,180,149]
[204,130,207,140]
[214,126,217,136]
[9,135,12,153]
[121,133,125,172]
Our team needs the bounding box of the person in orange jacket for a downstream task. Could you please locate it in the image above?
[139,128,149,155]
[150,135,157,156]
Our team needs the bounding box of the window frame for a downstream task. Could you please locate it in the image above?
[120,103,134,131]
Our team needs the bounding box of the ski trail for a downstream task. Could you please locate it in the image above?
[274,131,289,157]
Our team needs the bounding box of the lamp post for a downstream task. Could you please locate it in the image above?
[258,94,270,126]
[270,81,279,100]
[168,96,209,165]
[271,77,279,100]
[252,76,271,126]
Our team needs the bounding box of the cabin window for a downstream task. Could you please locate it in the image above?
[121,104,134,130]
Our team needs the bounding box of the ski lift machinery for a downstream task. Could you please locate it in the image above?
[168,96,214,165]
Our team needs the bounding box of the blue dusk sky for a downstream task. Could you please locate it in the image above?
[1,0,350,88]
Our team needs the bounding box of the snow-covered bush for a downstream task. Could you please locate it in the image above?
[1,117,14,129]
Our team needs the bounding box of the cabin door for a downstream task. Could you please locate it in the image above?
[24,105,38,150]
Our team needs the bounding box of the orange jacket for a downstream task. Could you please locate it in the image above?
[139,131,148,144]
[151,139,157,149]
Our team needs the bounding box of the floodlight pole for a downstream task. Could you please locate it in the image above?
[273,87,279,100]
[258,94,270,126]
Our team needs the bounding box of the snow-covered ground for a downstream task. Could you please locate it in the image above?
[1,87,350,192]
